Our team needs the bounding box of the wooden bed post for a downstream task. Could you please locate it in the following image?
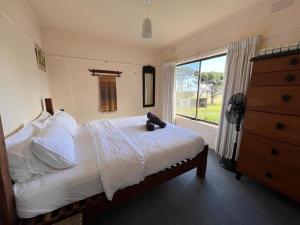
[197,145,208,178]
[0,116,18,225]
[45,98,54,115]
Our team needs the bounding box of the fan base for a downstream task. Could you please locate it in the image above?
[219,157,237,172]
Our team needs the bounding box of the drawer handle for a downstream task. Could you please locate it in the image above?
[290,57,299,66]
[281,94,290,102]
[276,123,284,130]
[286,74,295,82]
[271,149,279,155]
[265,172,273,179]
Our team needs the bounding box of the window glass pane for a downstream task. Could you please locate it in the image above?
[197,55,226,124]
[176,61,200,118]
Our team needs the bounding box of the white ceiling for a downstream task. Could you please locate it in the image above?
[27,0,263,48]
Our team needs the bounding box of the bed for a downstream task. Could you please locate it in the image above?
[0,98,208,225]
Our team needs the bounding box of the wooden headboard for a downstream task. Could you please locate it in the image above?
[0,98,54,225]
[45,98,54,115]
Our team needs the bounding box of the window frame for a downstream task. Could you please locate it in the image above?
[176,53,227,125]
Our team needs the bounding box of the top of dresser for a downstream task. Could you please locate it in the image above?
[251,49,300,62]
[251,50,300,74]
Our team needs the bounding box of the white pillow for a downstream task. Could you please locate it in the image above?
[50,111,77,136]
[5,123,37,146]
[31,121,77,169]
[31,111,52,129]
[5,124,37,183]
[11,142,58,179]
[6,123,56,183]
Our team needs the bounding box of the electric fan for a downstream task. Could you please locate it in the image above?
[219,93,247,172]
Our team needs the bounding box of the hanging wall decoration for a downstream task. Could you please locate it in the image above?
[98,75,117,112]
[89,69,121,112]
[35,44,46,72]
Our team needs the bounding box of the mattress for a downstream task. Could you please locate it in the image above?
[14,116,205,218]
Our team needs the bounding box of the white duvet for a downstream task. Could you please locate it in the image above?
[87,116,205,200]
[87,119,146,200]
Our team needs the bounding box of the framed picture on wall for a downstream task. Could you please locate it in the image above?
[35,44,46,72]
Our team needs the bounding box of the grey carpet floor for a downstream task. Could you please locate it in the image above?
[90,150,300,225]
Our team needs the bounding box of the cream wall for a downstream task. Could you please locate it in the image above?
[43,29,161,123]
[163,0,300,150]
[162,0,300,62]
[175,116,218,149]
[0,0,49,135]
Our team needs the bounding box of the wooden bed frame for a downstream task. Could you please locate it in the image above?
[0,98,208,225]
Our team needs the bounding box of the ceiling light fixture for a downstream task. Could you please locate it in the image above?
[142,0,152,39]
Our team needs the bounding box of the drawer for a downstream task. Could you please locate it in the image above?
[253,54,300,74]
[251,70,300,86]
[244,111,300,146]
[240,132,300,175]
[237,154,300,202]
[247,86,300,116]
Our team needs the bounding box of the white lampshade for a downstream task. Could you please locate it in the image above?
[142,17,152,38]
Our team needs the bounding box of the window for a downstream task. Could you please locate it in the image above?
[176,54,226,124]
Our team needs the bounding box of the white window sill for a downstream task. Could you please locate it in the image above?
[175,115,219,128]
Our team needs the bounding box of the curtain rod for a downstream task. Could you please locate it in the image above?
[89,69,122,77]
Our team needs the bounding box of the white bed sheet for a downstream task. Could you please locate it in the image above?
[14,116,205,218]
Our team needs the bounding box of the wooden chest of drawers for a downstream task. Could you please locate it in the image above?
[237,51,300,202]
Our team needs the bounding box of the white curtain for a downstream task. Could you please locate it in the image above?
[161,61,176,123]
[215,36,261,160]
